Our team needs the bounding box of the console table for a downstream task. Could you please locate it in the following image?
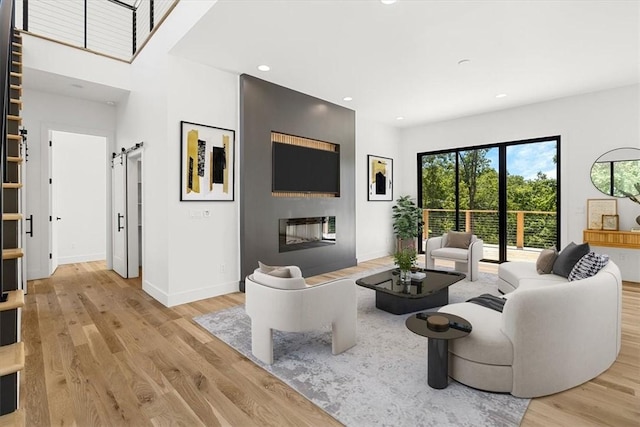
[583,230,640,249]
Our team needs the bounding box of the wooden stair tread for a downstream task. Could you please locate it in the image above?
[7,134,21,141]
[9,72,21,78]
[6,115,21,122]
[2,213,22,220]
[7,157,23,163]
[0,342,25,376]
[10,84,21,91]
[11,42,22,48]
[2,183,23,189]
[2,248,24,259]
[10,99,22,106]
[0,409,25,427]
[0,290,24,311]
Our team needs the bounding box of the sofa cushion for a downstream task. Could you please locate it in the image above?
[568,251,609,282]
[536,247,558,274]
[438,302,513,365]
[431,247,469,261]
[252,269,307,290]
[499,262,566,286]
[552,242,590,278]
[445,231,472,249]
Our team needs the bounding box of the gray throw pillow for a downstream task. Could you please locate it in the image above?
[445,231,472,249]
[552,242,590,278]
[536,247,558,274]
[258,261,292,278]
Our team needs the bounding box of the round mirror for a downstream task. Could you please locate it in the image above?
[590,147,640,197]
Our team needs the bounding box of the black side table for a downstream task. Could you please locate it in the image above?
[405,312,472,389]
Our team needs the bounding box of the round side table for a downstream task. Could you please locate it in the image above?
[406,312,472,389]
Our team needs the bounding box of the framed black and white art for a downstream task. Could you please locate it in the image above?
[180,121,235,201]
[367,154,393,201]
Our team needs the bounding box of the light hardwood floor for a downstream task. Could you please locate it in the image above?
[19,258,639,426]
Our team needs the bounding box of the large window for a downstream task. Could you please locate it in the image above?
[418,136,560,263]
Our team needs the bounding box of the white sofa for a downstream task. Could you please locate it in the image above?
[245,266,357,364]
[438,260,622,398]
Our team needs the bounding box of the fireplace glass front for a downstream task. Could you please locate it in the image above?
[279,216,336,252]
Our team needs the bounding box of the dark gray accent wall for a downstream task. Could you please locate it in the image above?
[240,75,357,290]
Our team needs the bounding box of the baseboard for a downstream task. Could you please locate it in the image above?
[357,250,391,263]
[143,279,240,307]
[58,253,106,265]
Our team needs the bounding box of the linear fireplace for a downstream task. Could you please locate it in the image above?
[279,216,336,252]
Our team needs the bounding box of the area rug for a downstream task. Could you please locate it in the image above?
[194,268,530,427]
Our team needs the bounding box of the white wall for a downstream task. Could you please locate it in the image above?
[52,131,107,264]
[22,89,116,280]
[400,84,640,282]
[355,117,401,261]
[115,0,239,306]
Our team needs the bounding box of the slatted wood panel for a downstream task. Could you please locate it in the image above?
[19,259,640,426]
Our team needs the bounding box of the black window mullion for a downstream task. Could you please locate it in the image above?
[498,146,507,262]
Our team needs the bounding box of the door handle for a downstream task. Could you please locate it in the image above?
[26,214,33,237]
[117,213,125,232]
[56,217,62,221]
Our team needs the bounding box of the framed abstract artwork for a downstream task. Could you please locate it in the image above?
[586,198,617,230]
[368,154,393,201]
[180,121,235,201]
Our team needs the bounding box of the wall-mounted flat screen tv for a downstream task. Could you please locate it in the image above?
[272,142,340,194]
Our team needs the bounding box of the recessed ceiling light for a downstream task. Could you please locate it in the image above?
[70,83,83,88]
[396,116,404,120]
[343,96,353,101]
[457,59,471,65]
[381,0,397,4]
[496,93,507,98]
[257,64,270,72]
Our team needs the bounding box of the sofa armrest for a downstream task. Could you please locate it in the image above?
[501,267,621,397]
[425,236,443,269]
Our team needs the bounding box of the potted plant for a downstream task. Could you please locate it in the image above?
[394,247,417,285]
[392,195,424,251]
[392,196,424,285]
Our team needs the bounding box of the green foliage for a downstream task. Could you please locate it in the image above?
[392,195,424,240]
[393,247,417,271]
[421,149,559,249]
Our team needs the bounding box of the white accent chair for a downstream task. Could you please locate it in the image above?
[245,266,357,364]
[425,232,484,281]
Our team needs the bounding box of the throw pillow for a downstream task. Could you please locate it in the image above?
[445,231,472,249]
[258,261,292,278]
[536,247,558,274]
[568,252,609,281]
[552,242,590,278]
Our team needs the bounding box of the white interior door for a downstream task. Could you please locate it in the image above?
[112,155,128,278]
[49,134,59,275]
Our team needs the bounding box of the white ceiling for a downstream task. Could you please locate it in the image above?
[171,0,640,128]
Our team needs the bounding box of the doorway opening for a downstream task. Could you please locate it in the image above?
[50,131,107,275]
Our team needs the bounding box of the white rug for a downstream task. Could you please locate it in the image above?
[194,268,530,427]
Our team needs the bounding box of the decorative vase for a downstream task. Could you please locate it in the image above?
[400,269,412,292]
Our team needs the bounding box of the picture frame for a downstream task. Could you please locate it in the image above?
[602,214,619,231]
[367,154,393,201]
[180,121,235,201]
[586,198,617,230]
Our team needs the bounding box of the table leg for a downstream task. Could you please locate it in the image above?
[427,338,448,389]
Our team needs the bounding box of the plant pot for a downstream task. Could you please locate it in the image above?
[399,269,412,285]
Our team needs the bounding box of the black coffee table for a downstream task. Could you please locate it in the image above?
[406,312,472,389]
[355,268,465,314]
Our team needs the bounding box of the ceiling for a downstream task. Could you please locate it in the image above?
[171,0,640,128]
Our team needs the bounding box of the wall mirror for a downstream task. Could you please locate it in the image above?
[590,147,640,197]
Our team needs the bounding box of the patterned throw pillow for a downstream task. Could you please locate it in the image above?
[568,252,609,282]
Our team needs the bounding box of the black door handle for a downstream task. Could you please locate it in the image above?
[118,213,125,231]
[26,214,33,237]
[56,217,61,221]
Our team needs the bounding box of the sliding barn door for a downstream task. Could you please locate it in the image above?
[112,155,128,278]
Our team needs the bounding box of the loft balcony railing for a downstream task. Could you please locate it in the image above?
[13,0,178,61]
[422,208,558,250]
